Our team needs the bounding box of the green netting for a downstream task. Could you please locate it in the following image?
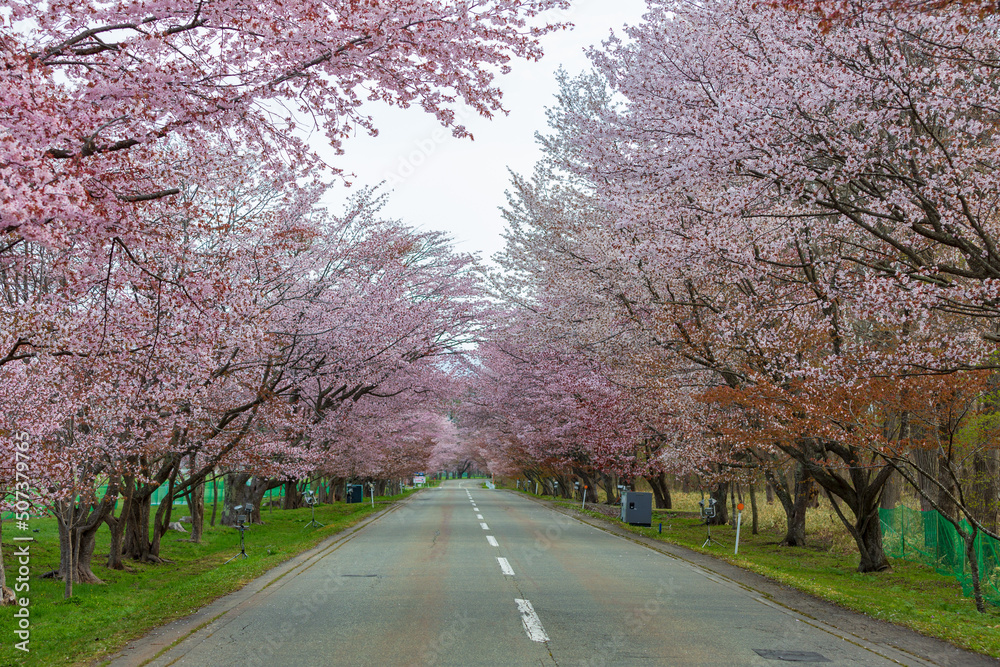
[2,483,287,519]
[880,506,1000,606]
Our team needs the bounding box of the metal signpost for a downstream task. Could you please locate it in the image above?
[699,497,721,548]
[304,491,323,528]
[225,503,254,563]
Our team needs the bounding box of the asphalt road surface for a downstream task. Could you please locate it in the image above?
[109,481,996,667]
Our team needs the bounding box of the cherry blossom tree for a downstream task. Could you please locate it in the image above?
[2,0,571,593]
[530,0,1000,571]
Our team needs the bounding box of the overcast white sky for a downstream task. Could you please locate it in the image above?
[321,1,647,263]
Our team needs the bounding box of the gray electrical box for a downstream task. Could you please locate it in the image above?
[620,491,652,526]
[346,484,364,503]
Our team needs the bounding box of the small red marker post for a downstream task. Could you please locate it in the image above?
[582,485,588,511]
[735,502,745,554]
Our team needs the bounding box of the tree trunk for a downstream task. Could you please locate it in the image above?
[824,487,892,573]
[880,469,901,510]
[970,450,998,533]
[964,524,987,613]
[221,473,272,525]
[283,479,304,509]
[783,437,894,572]
[553,474,570,499]
[183,455,205,543]
[222,472,253,525]
[104,502,126,571]
[121,490,158,562]
[854,500,892,573]
[749,482,759,535]
[0,521,16,605]
[937,451,958,520]
[764,464,806,546]
[645,472,672,509]
[911,448,937,512]
[880,412,904,511]
[573,469,597,503]
[788,464,813,545]
[149,459,185,557]
[249,478,283,519]
[51,499,108,584]
[210,475,219,527]
[597,472,619,505]
[185,480,205,543]
[315,479,328,503]
[120,455,177,562]
[706,482,729,526]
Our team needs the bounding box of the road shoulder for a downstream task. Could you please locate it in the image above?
[510,490,998,667]
[98,496,415,667]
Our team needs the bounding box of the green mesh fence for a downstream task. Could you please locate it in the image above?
[880,506,1000,606]
[2,483,287,519]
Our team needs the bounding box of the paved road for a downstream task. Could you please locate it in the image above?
[109,481,993,666]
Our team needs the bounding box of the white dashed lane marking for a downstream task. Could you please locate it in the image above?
[515,599,549,643]
[497,557,515,576]
[480,522,489,530]
[487,536,499,547]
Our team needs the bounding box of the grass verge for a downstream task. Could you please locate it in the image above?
[513,486,1000,658]
[0,491,415,666]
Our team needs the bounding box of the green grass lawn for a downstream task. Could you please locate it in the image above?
[517,488,1000,659]
[0,491,414,666]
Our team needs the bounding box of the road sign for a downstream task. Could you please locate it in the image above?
[413,475,426,485]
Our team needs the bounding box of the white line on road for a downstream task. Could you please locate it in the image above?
[497,557,515,576]
[480,522,489,530]
[487,536,499,547]
[514,599,550,643]
[476,514,484,519]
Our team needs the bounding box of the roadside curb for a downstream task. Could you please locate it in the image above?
[505,489,998,667]
[98,492,421,667]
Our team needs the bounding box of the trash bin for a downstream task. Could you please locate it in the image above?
[346,484,364,503]
[620,491,652,526]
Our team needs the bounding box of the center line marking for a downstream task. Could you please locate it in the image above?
[480,522,489,530]
[515,599,550,643]
[487,536,499,547]
[476,514,484,519]
[497,557,515,576]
